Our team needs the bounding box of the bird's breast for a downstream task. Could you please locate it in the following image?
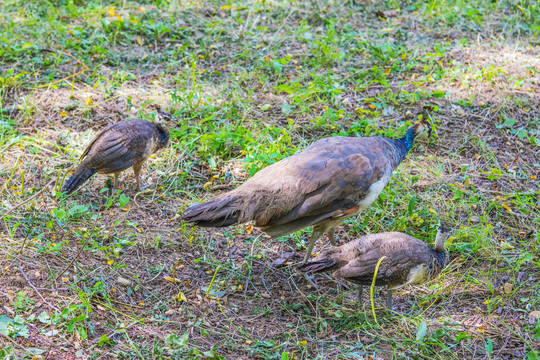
[356,172,390,209]
[386,263,429,290]
[406,264,429,285]
[141,136,158,160]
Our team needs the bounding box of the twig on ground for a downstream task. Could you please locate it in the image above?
[17,263,59,311]
[244,233,263,296]
[35,47,89,89]
[54,244,83,283]
[3,179,55,217]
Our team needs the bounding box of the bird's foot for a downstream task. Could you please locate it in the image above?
[303,273,318,288]
[138,184,151,191]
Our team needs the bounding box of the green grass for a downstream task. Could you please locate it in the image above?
[1,0,540,359]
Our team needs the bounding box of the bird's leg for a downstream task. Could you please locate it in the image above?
[302,228,323,264]
[386,288,393,309]
[302,228,323,287]
[113,172,119,194]
[328,230,337,246]
[133,163,142,191]
[357,285,363,303]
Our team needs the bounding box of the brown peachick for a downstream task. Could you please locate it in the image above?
[61,108,170,194]
[297,226,453,309]
[182,120,431,263]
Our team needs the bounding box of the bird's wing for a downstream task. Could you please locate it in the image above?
[379,235,434,264]
[81,120,155,173]
[337,249,416,286]
[334,245,383,281]
[80,124,115,160]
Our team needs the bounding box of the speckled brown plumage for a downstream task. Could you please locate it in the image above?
[182,121,431,263]
[62,118,169,194]
[297,227,453,308]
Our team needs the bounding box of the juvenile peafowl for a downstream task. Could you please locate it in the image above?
[61,107,171,194]
[297,226,453,309]
[181,120,431,264]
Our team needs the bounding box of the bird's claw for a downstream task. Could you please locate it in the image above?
[138,184,151,191]
[303,273,318,288]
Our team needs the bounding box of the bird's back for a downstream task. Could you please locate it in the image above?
[231,136,406,228]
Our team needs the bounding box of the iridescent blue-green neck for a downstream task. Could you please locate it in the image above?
[397,127,416,152]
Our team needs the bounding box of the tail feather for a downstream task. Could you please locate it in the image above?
[62,166,96,194]
[297,258,337,273]
[181,196,240,227]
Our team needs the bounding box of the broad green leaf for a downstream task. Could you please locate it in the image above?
[408,196,417,217]
[37,311,50,324]
[416,321,428,341]
[485,338,493,356]
[119,193,130,207]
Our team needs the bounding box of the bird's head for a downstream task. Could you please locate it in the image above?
[412,119,432,140]
[153,104,171,123]
[396,118,432,152]
[153,105,177,123]
[151,105,174,149]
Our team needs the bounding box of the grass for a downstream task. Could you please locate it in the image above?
[1,0,539,358]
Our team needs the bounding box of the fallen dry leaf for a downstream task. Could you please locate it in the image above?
[177,291,187,302]
[272,258,287,267]
[164,276,181,283]
[117,276,132,287]
[529,310,540,325]
[375,9,399,19]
